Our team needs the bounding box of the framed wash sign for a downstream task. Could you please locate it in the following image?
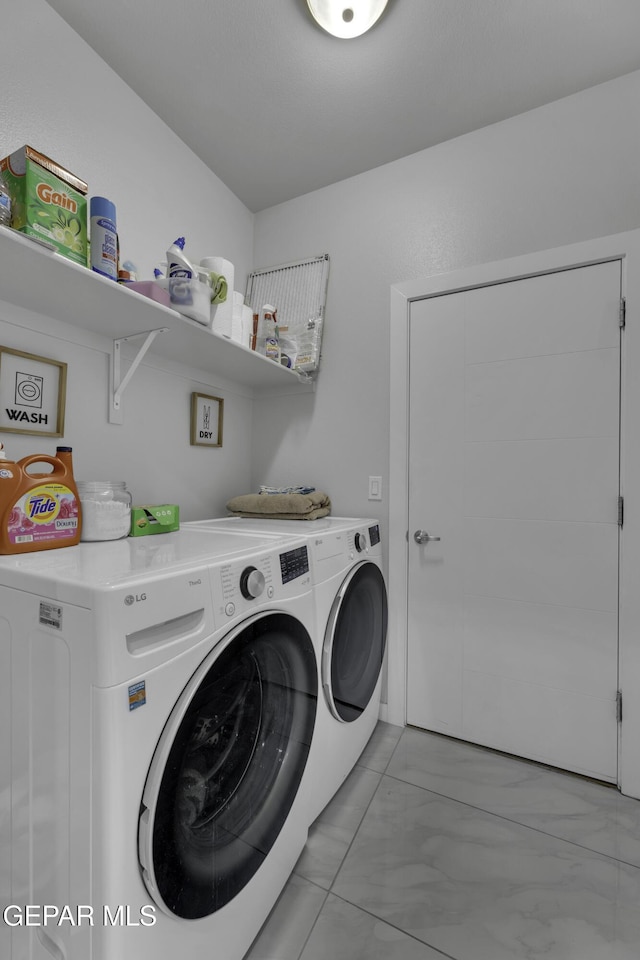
[191,392,224,447]
[0,346,67,437]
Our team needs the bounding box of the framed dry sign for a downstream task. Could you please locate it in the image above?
[0,346,67,437]
[191,392,224,447]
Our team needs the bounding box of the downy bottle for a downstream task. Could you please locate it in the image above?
[0,442,81,554]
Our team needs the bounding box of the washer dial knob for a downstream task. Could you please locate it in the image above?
[240,566,266,599]
[354,532,367,553]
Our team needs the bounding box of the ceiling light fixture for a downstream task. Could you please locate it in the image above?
[306,0,389,39]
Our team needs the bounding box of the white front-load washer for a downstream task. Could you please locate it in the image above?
[0,526,317,960]
[185,516,388,823]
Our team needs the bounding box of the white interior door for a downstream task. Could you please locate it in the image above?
[407,261,622,781]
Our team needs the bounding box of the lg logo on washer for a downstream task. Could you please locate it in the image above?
[124,593,147,605]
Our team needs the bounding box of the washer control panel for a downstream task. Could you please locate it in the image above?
[280,544,310,583]
[212,544,311,622]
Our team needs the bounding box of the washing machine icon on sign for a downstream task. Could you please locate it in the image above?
[14,371,44,408]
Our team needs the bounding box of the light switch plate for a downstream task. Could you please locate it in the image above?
[368,476,382,501]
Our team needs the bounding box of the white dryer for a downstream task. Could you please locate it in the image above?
[186,516,388,822]
[0,527,317,960]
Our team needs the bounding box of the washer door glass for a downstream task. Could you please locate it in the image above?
[323,561,388,722]
[139,612,317,920]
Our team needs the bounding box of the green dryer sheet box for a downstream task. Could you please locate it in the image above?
[130,505,180,537]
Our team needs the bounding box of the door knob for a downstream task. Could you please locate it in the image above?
[414,530,441,544]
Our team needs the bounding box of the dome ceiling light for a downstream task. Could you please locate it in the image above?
[306,0,390,39]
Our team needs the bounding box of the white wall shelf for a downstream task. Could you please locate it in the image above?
[0,225,309,393]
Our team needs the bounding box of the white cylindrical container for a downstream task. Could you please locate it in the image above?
[90,197,118,280]
[231,292,244,343]
[200,256,234,337]
[78,480,132,541]
[241,304,253,348]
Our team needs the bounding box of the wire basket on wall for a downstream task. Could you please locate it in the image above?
[245,254,330,380]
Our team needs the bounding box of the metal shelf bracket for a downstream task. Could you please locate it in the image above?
[110,328,168,424]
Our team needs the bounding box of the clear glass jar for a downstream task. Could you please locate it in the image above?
[77,480,132,541]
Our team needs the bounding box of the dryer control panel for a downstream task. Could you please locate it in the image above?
[347,523,382,560]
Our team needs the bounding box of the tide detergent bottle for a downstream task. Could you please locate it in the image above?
[0,443,81,554]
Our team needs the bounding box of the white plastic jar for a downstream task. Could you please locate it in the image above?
[78,480,132,541]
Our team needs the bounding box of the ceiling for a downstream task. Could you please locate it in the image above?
[44,0,640,212]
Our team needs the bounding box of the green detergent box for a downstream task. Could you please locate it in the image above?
[0,145,88,266]
[130,505,180,537]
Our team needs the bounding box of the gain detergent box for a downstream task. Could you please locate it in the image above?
[0,145,88,266]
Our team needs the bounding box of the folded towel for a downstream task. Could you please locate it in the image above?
[226,491,331,521]
[259,484,316,495]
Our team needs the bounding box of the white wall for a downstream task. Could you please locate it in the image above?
[252,70,640,529]
[0,0,255,518]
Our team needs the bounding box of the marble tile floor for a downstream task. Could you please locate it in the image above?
[246,722,640,960]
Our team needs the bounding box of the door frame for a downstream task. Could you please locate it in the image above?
[389,229,640,799]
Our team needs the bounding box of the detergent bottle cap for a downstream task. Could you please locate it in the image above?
[166,237,196,284]
[0,441,16,467]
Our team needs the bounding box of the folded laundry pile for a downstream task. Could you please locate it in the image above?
[226,490,331,520]
[259,485,316,495]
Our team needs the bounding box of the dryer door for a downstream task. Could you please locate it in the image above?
[323,561,388,722]
[138,612,317,920]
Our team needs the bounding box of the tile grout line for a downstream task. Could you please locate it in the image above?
[324,725,459,957]
[292,725,640,959]
[320,889,461,960]
[380,766,640,873]
[289,732,402,960]
[292,730,406,960]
